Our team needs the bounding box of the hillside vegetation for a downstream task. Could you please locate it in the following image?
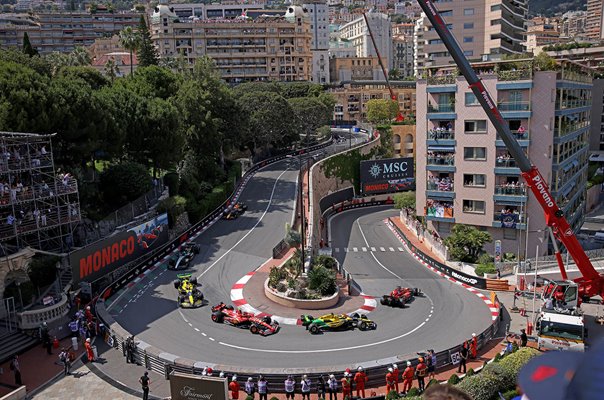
[529,0,585,16]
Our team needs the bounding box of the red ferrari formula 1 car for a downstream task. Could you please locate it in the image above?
[210,302,280,336]
[380,286,422,308]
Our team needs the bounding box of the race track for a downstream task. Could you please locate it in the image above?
[109,163,492,370]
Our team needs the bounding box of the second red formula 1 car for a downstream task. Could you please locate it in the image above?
[210,302,280,336]
[380,286,422,308]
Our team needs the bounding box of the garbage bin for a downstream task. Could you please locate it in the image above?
[92,345,98,360]
[71,336,78,351]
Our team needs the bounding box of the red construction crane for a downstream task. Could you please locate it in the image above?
[362,12,404,122]
[416,0,604,301]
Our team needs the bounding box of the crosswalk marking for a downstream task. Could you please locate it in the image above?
[362,247,367,252]
[371,247,376,252]
[334,247,340,253]
[398,247,404,252]
[335,247,407,253]
[344,248,349,252]
[353,247,358,252]
[389,247,395,252]
[380,247,386,252]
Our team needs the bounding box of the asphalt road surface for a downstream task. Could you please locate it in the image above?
[110,164,491,370]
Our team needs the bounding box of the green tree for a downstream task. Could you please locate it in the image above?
[288,97,330,141]
[136,15,159,67]
[389,68,401,80]
[99,162,152,208]
[394,191,416,210]
[0,49,51,76]
[444,224,493,263]
[534,52,557,71]
[104,58,120,82]
[367,99,399,124]
[22,32,38,57]
[119,26,139,75]
[71,46,91,66]
[122,65,182,99]
[278,81,323,98]
[55,66,108,90]
[321,149,374,193]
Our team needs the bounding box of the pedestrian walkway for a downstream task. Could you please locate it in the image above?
[332,246,405,253]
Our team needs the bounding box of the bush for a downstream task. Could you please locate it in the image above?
[477,253,493,265]
[270,397,279,400]
[475,263,496,277]
[456,371,506,400]
[163,171,179,196]
[246,396,253,400]
[276,283,287,292]
[268,266,284,288]
[406,387,420,396]
[100,162,152,208]
[483,362,515,392]
[447,374,460,385]
[501,389,519,400]
[465,368,475,377]
[308,265,337,296]
[427,378,439,388]
[498,348,540,380]
[385,390,399,400]
[27,255,60,288]
[493,352,503,362]
[511,342,519,353]
[313,255,337,270]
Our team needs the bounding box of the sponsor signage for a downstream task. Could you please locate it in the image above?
[170,372,228,400]
[360,157,415,195]
[494,240,502,265]
[70,213,169,284]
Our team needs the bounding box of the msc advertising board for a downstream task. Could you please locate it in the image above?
[70,213,169,284]
[170,372,228,400]
[360,157,415,195]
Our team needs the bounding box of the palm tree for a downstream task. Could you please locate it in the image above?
[104,58,120,82]
[71,46,91,66]
[119,26,139,75]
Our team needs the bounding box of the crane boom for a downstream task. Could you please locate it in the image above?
[416,0,603,298]
[362,12,404,122]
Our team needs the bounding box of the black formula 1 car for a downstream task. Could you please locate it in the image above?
[211,302,280,336]
[222,202,247,220]
[174,273,204,308]
[300,313,377,334]
[380,286,422,308]
[167,242,200,270]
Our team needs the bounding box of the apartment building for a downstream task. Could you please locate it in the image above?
[525,20,562,54]
[0,10,140,54]
[338,12,393,68]
[589,79,604,151]
[393,23,414,78]
[329,56,384,82]
[585,0,604,41]
[416,59,591,257]
[303,0,330,84]
[414,0,527,73]
[150,2,312,82]
[561,11,587,39]
[329,80,415,123]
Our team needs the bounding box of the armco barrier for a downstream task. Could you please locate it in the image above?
[389,221,488,290]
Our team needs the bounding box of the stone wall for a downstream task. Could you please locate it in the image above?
[0,247,35,302]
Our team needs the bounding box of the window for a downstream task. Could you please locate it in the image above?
[463,50,474,57]
[463,36,474,43]
[429,39,444,45]
[441,10,453,16]
[464,120,487,133]
[463,200,485,214]
[464,147,486,160]
[464,23,474,29]
[465,93,479,106]
[463,8,475,15]
[463,174,486,187]
[491,19,501,25]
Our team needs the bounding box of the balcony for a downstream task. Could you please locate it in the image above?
[426,180,455,199]
[427,104,456,120]
[494,184,526,196]
[492,211,526,229]
[427,155,455,172]
[556,99,591,110]
[348,96,359,103]
[497,69,533,82]
[425,204,455,222]
[498,101,530,112]
[427,129,454,140]
[495,158,520,175]
[427,75,456,85]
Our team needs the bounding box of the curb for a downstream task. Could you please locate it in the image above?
[385,219,500,321]
[230,258,378,326]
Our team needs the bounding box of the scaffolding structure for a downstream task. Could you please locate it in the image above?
[0,132,80,254]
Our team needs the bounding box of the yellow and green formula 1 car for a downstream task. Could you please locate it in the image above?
[173,273,204,308]
[300,313,377,334]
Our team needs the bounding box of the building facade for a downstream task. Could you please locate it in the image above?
[0,10,140,54]
[303,0,330,84]
[585,0,604,41]
[561,11,587,39]
[329,56,384,82]
[589,79,604,151]
[416,59,591,257]
[414,0,527,72]
[338,12,393,69]
[393,22,414,78]
[150,2,312,82]
[329,80,415,123]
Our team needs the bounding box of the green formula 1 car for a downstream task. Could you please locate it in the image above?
[173,273,204,308]
[301,313,377,334]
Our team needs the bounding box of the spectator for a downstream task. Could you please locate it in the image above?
[520,328,528,347]
[245,377,255,400]
[327,374,338,400]
[10,355,22,386]
[427,349,437,380]
[341,373,351,400]
[458,342,468,374]
[422,384,471,400]
[139,371,150,400]
[300,375,311,400]
[285,375,295,400]
[229,376,240,400]
[257,375,268,400]
[59,348,70,376]
[317,375,326,400]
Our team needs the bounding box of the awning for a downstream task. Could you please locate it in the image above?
[561,182,575,197]
[562,162,573,172]
[428,146,455,152]
[572,159,579,168]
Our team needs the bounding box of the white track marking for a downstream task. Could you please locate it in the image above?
[197,167,291,280]
[218,320,428,353]
[389,247,395,252]
[379,247,385,252]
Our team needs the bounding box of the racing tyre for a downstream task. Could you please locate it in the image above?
[173,280,180,289]
[309,325,320,335]
[262,316,272,324]
[178,295,185,306]
[359,321,368,331]
[250,325,259,335]
[226,305,234,311]
[190,277,198,285]
[193,245,200,254]
[211,312,223,323]
[397,299,405,308]
[351,313,360,319]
